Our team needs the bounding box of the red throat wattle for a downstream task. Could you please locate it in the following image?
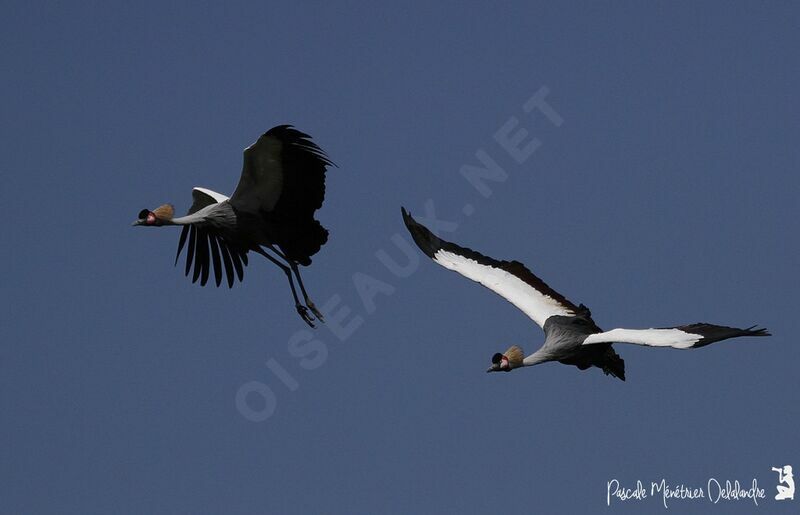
[146,212,157,225]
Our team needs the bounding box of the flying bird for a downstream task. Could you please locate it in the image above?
[401,208,769,380]
[133,125,334,327]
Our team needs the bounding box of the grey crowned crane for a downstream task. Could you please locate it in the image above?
[401,208,769,380]
[133,126,334,327]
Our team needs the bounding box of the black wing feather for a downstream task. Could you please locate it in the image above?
[229,246,244,282]
[208,234,223,287]
[173,224,247,288]
[267,125,334,220]
[199,232,211,287]
[185,225,196,277]
[193,229,209,285]
[218,238,235,288]
[175,226,190,266]
[676,323,771,348]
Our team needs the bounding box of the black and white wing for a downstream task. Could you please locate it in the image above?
[401,208,579,329]
[230,125,334,219]
[582,323,770,349]
[174,188,249,289]
[187,187,228,214]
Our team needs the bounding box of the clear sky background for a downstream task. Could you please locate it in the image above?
[2,2,798,514]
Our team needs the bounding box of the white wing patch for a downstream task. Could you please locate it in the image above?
[193,187,229,203]
[582,328,702,349]
[433,250,574,328]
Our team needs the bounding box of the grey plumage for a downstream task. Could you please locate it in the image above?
[134,125,334,327]
[402,207,769,380]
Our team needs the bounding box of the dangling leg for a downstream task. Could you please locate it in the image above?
[267,245,324,322]
[254,247,316,327]
[289,262,323,322]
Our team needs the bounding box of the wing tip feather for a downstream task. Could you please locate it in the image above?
[400,207,440,259]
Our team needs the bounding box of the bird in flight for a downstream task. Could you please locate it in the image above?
[133,125,334,327]
[401,208,769,380]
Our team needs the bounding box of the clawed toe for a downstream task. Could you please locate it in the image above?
[296,304,316,328]
[307,301,324,323]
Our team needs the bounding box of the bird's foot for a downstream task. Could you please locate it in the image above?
[296,304,316,328]
[306,301,324,323]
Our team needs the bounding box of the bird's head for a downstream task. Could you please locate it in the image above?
[487,345,524,373]
[132,204,174,226]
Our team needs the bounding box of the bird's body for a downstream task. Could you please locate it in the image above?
[401,208,769,380]
[536,311,624,377]
[134,126,334,327]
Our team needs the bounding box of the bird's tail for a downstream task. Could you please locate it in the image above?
[282,219,329,266]
[601,347,626,381]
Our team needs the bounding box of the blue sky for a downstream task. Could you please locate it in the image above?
[2,1,798,513]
